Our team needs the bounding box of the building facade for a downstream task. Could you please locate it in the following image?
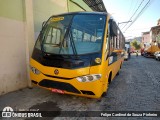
[150,25,160,47]
[141,32,151,48]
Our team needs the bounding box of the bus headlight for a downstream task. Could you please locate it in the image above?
[30,66,41,75]
[76,74,101,82]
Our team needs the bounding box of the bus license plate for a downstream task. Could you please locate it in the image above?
[51,89,64,94]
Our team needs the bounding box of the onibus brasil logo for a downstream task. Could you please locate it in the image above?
[2,106,42,118]
[2,106,14,117]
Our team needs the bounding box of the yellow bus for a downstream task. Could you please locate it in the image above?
[30,12,125,98]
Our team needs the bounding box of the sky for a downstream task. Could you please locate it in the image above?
[103,0,160,39]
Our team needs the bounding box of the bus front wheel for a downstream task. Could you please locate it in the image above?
[101,72,112,97]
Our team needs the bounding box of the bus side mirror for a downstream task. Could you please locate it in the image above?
[42,21,46,28]
[105,50,109,60]
[109,19,117,37]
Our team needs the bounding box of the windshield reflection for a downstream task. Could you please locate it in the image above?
[38,14,106,55]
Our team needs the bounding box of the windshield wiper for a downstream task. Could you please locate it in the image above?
[40,31,45,53]
[40,25,49,54]
[68,29,77,55]
[59,19,77,56]
[58,26,70,54]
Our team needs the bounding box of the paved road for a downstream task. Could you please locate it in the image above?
[0,54,160,120]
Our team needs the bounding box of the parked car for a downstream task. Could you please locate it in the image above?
[155,53,160,61]
[144,45,160,58]
[154,51,160,58]
[143,52,153,58]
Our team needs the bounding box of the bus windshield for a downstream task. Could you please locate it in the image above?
[38,14,106,55]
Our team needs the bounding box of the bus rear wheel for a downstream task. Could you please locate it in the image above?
[117,71,119,75]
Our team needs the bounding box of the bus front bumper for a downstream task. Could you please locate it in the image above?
[30,71,103,98]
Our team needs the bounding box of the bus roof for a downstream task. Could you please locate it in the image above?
[50,11,108,17]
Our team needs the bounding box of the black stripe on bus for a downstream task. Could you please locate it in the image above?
[32,48,102,69]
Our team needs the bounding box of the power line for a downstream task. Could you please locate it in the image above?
[123,0,152,32]
[127,0,134,15]
[124,27,151,32]
[121,0,145,30]
[127,0,139,21]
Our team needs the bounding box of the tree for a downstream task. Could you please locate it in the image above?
[131,40,141,50]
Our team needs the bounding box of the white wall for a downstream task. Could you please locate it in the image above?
[0,17,27,95]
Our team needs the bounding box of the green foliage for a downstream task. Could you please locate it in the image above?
[131,40,141,50]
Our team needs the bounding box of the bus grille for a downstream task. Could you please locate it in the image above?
[80,90,95,95]
[38,79,81,94]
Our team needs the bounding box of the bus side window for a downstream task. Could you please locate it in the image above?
[45,27,61,45]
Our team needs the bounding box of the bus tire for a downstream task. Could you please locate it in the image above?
[108,72,112,84]
[101,72,112,97]
[101,92,107,97]
[117,64,122,76]
[117,71,119,76]
[120,62,122,69]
